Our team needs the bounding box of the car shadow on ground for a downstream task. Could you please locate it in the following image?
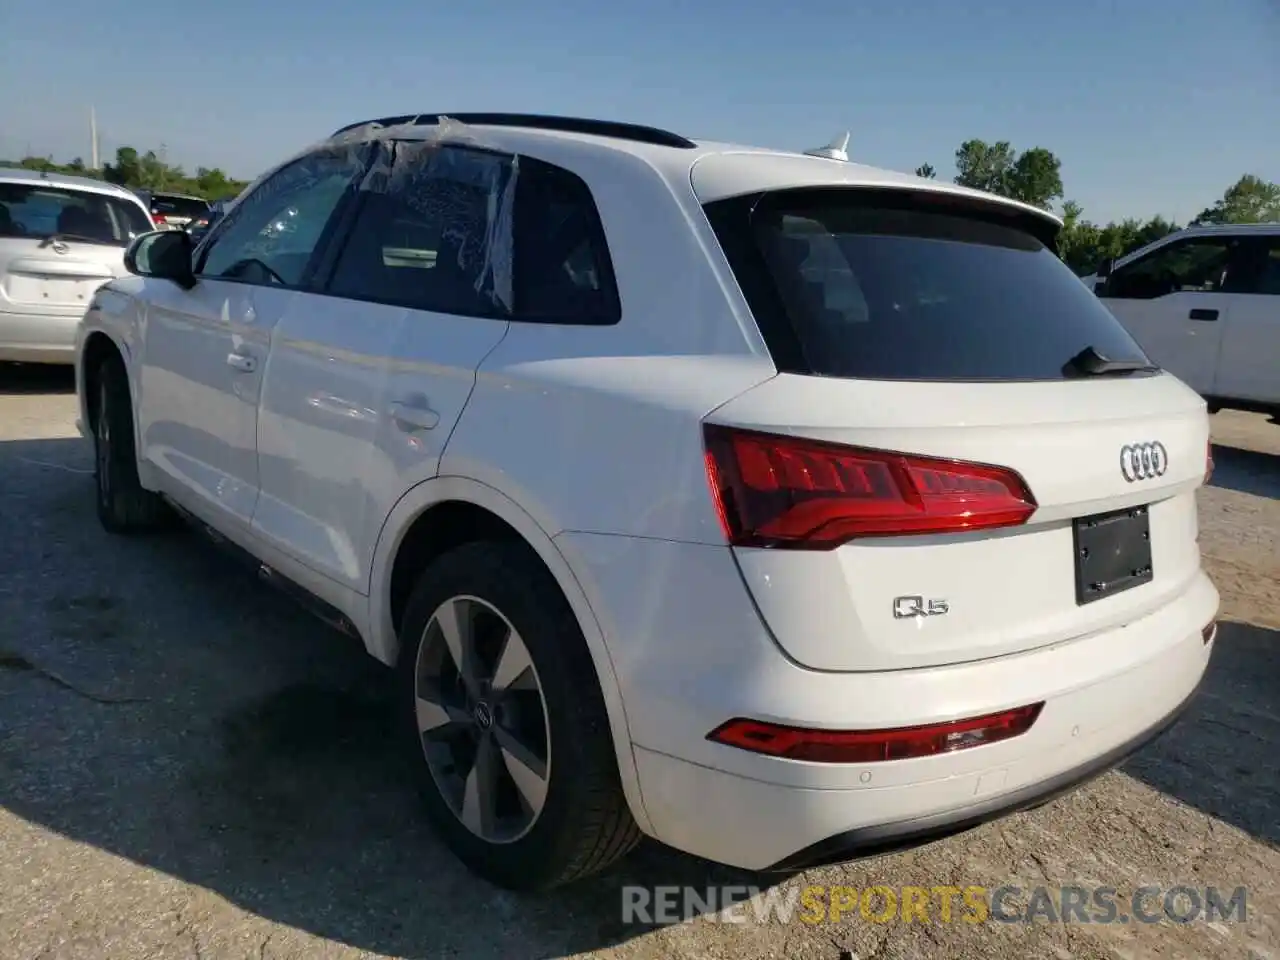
[1209,443,1280,499]
[1,434,1276,959]
[0,436,786,960]
[1122,619,1280,848]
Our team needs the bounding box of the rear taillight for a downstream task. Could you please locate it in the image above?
[707,704,1044,763]
[152,214,167,227]
[702,425,1037,549]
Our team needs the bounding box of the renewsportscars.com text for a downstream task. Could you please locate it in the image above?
[621,884,1248,926]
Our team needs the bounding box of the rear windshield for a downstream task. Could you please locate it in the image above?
[705,189,1152,382]
[151,195,209,219]
[0,183,153,246]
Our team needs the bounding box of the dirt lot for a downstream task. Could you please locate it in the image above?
[1,364,1277,960]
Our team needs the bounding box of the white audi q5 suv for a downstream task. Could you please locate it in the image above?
[74,113,1218,891]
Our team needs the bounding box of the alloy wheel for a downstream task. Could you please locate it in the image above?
[414,595,551,844]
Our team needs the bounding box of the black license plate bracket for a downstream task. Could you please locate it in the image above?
[1073,505,1153,605]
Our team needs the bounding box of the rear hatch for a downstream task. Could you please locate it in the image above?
[0,180,151,309]
[700,182,1211,672]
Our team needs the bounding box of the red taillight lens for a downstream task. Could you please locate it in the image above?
[708,704,1044,763]
[702,425,1037,548]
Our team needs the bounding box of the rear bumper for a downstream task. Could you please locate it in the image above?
[766,677,1201,871]
[0,305,82,363]
[556,532,1218,871]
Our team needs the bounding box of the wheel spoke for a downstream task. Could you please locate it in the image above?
[415,688,472,736]
[494,725,548,817]
[491,627,534,693]
[460,731,500,837]
[435,599,481,700]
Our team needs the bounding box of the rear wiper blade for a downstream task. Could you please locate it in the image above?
[1062,345,1160,378]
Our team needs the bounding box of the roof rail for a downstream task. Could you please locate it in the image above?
[329,113,697,149]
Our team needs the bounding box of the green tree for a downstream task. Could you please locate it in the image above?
[9,144,248,200]
[17,156,60,173]
[1192,174,1280,225]
[953,139,1016,194]
[194,166,237,198]
[103,146,141,186]
[137,150,171,190]
[1055,200,1099,273]
[1005,147,1063,210]
[954,139,1062,210]
[1056,211,1182,276]
[914,163,936,179]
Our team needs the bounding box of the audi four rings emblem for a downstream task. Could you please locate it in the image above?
[1120,441,1168,482]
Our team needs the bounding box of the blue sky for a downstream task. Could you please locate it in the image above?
[2,0,1276,224]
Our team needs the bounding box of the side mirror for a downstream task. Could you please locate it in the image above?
[124,230,196,289]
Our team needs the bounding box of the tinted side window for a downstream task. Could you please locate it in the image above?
[513,159,620,324]
[198,148,366,288]
[1106,237,1239,300]
[325,143,515,317]
[705,188,1151,382]
[1240,239,1280,296]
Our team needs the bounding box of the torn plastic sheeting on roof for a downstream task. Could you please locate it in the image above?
[327,114,497,150]
[270,115,517,312]
[237,115,483,203]
[271,115,491,186]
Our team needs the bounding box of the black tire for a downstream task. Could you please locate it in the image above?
[397,540,641,890]
[92,353,170,534]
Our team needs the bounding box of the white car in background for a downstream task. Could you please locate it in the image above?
[1088,223,1280,420]
[1,168,153,363]
[75,113,1218,891]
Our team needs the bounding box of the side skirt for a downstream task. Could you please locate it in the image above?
[163,496,362,640]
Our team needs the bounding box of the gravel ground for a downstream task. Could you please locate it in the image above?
[1,365,1277,960]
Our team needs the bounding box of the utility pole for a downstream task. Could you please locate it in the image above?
[90,107,100,170]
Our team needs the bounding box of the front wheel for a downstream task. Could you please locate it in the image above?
[397,540,641,890]
[92,355,169,534]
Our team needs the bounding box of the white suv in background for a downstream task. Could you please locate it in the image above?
[1,168,153,363]
[75,114,1219,891]
[1089,223,1280,420]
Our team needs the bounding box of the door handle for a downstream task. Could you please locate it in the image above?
[1188,308,1219,322]
[389,398,440,431]
[225,352,257,372]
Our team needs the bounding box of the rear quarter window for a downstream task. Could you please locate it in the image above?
[512,157,620,325]
[705,188,1152,382]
